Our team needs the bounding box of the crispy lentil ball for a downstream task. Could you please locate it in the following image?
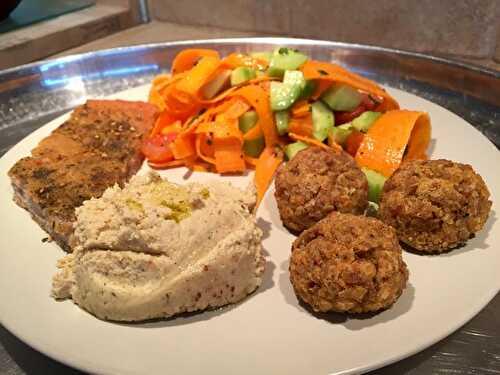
[274,147,368,233]
[289,212,408,313]
[379,159,492,253]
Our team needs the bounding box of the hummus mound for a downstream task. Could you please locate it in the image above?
[52,172,265,322]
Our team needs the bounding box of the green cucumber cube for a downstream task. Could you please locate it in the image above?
[270,70,306,111]
[238,110,258,133]
[284,141,309,160]
[362,167,387,203]
[311,101,334,141]
[299,80,317,100]
[351,111,381,133]
[270,82,299,111]
[267,47,309,77]
[275,110,289,136]
[243,137,265,158]
[321,84,362,111]
[283,70,305,87]
[329,126,352,146]
[230,67,257,86]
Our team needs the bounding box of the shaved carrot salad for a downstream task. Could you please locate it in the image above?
[144,47,431,206]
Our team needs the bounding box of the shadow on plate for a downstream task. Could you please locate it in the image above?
[257,216,272,240]
[402,209,497,257]
[427,138,437,157]
[0,325,84,375]
[278,259,415,330]
[122,247,276,329]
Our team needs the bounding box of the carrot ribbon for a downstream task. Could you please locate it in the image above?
[355,110,431,176]
[171,49,220,75]
[300,60,400,111]
[255,147,283,207]
[231,85,279,148]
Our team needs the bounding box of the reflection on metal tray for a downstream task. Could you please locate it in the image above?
[0,38,498,375]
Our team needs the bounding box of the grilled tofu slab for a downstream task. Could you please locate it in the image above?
[8,100,158,251]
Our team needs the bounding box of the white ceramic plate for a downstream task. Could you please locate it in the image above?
[0,85,499,375]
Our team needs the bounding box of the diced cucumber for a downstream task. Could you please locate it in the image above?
[270,70,305,111]
[239,109,264,157]
[270,82,295,111]
[299,80,317,100]
[267,47,309,77]
[321,84,362,111]
[338,123,353,130]
[238,110,258,133]
[267,66,284,78]
[329,126,352,146]
[285,141,308,160]
[275,110,289,136]
[230,67,257,86]
[250,52,272,63]
[284,70,306,87]
[243,137,265,158]
[200,69,232,99]
[311,101,334,141]
[352,111,381,133]
[362,167,387,203]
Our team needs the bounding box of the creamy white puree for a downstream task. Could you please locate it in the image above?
[52,172,264,322]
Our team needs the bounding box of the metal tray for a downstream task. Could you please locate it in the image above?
[0,37,498,374]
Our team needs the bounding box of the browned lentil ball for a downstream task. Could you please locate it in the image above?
[289,212,408,313]
[379,159,492,253]
[274,147,368,233]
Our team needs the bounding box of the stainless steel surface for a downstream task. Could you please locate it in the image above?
[0,37,498,374]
